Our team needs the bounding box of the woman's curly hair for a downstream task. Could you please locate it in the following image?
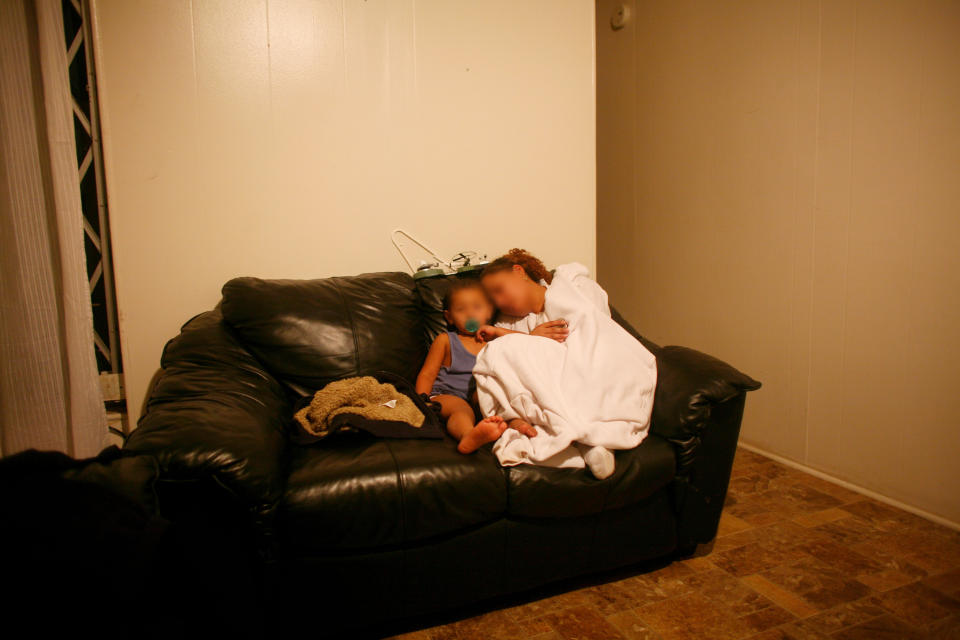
[480,248,553,284]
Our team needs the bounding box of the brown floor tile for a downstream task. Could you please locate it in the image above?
[925,568,960,598]
[855,568,920,592]
[801,597,888,634]
[737,603,796,635]
[424,608,527,640]
[829,613,925,639]
[727,463,809,497]
[682,567,775,616]
[758,556,872,611]
[909,518,960,546]
[813,515,884,546]
[926,613,960,639]
[731,448,774,468]
[728,474,779,497]
[740,574,821,618]
[711,541,809,577]
[615,576,682,608]
[577,580,645,616]
[621,561,699,602]
[725,495,791,527]
[853,527,960,575]
[752,461,808,482]
[605,609,663,640]
[383,630,433,640]
[786,476,863,505]
[848,536,930,580]
[777,484,846,513]
[912,536,960,572]
[714,526,764,553]
[793,539,885,575]
[725,485,846,529]
[791,507,852,528]
[869,526,943,556]
[718,512,756,536]
[502,589,595,623]
[744,624,829,639]
[541,604,628,640]
[516,615,556,636]
[842,499,928,532]
[869,581,960,629]
[751,520,831,550]
[635,592,751,640]
[679,556,717,572]
[528,632,566,640]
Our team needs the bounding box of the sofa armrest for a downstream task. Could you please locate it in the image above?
[651,345,761,473]
[123,306,291,558]
[649,345,761,549]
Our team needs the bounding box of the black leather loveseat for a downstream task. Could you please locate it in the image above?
[123,268,761,637]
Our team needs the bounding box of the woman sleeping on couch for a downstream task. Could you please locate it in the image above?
[416,247,658,480]
[414,249,569,454]
[415,248,597,453]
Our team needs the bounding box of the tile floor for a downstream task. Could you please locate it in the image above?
[379,446,960,639]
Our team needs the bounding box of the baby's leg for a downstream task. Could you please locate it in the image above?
[431,394,508,454]
[431,394,476,441]
[507,418,538,438]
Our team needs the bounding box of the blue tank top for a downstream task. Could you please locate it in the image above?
[430,330,478,401]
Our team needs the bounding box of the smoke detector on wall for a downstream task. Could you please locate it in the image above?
[611,4,630,30]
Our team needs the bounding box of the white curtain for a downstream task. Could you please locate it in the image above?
[0,0,107,458]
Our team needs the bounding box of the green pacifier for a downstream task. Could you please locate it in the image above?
[464,318,480,333]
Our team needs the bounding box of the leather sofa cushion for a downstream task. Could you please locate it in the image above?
[220,271,426,393]
[278,433,507,554]
[504,433,676,518]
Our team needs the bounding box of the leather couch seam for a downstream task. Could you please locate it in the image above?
[384,440,408,603]
[384,440,407,543]
[330,278,362,373]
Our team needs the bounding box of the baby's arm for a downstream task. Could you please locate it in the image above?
[476,324,524,342]
[477,321,568,343]
[415,333,448,395]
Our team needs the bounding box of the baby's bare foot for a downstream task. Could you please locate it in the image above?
[508,418,538,438]
[457,415,508,454]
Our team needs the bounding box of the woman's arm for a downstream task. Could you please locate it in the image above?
[415,333,448,395]
[477,321,568,343]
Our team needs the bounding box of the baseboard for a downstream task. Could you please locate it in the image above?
[737,442,960,533]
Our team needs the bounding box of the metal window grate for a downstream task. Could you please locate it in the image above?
[60,0,122,379]
[61,0,126,441]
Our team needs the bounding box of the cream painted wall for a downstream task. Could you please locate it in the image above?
[597,0,960,525]
[89,0,596,426]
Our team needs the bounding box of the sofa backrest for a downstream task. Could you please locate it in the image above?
[218,268,661,397]
[220,271,428,394]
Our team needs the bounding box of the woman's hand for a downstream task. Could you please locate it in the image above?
[531,319,569,342]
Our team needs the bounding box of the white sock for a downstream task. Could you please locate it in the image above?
[580,444,615,480]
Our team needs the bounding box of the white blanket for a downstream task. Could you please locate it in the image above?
[473,262,658,472]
